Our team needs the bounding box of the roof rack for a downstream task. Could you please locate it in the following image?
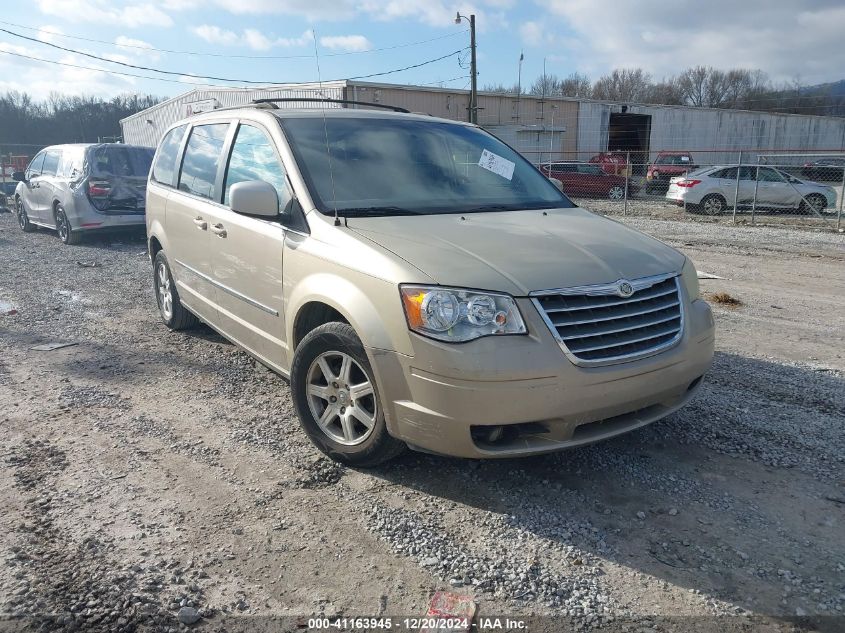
[252,97,410,113]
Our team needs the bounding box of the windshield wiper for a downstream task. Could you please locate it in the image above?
[338,206,421,217]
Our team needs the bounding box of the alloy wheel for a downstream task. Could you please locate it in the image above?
[608,185,624,200]
[16,199,27,230]
[156,262,173,321]
[56,210,69,242]
[702,196,724,214]
[306,351,377,446]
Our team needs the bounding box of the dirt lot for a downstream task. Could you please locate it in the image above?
[0,209,843,633]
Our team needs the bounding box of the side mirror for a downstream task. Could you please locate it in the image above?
[12,171,26,182]
[548,177,563,191]
[229,180,279,218]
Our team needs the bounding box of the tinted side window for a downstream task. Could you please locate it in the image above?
[758,168,783,183]
[26,152,46,179]
[41,150,61,176]
[223,125,287,208]
[152,125,187,187]
[178,123,229,200]
[715,167,737,179]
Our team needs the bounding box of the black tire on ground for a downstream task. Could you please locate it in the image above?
[153,250,198,330]
[55,205,81,245]
[291,322,405,467]
[16,197,35,232]
[800,193,827,214]
[699,194,727,215]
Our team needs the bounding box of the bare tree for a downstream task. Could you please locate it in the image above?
[559,72,592,98]
[529,73,562,97]
[592,68,652,101]
[644,78,685,105]
[481,83,521,94]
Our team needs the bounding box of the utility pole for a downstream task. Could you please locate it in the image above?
[516,50,523,123]
[456,12,478,124]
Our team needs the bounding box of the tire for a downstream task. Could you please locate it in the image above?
[55,205,81,245]
[800,193,827,214]
[16,196,35,233]
[607,185,625,200]
[291,322,405,467]
[699,194,727,215]
[153,251,198,330]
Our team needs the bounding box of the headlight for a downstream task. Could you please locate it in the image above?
[681,257,700,301]
[400,285,527,342]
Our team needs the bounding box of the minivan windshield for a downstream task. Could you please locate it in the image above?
[280,117,572,216]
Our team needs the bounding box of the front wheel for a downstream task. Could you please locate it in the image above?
[16,197,35,233]
[291,322,405,466]
[55,205,81,245]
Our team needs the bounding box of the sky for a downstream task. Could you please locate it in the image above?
[0,0,843,101]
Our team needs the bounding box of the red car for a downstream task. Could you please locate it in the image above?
[646,151,696,191]
[540,162,638,199]
[588,152,630,176]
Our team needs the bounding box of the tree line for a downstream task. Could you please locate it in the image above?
[0,92,161,155]
[483,66,845,116]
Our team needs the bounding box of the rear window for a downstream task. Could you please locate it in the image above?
[655,154,692,165]
[58,147,85,178]
[178,123,230,200]
[152,125,187,187]
[41,150,61,176]
[90,146,154,178]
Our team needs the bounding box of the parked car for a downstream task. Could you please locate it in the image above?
[665,165,836,214]
[147,105,714,465]
[588,152,630,176]
[13,143,154,244]
[646,151,696,192]
[539,161,638,199]
[801,158,845,182]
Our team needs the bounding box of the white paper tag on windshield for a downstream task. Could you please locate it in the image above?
[478,149,515,180]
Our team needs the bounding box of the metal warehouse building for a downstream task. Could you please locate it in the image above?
[121,80,845,168]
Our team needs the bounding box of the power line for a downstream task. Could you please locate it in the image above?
[0,47,466,88]
[0,18,467,60]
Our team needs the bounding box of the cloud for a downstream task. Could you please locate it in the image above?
[319,35,372,52]
[36,25,63,44]
[36,0,173,27]
[115,35,161,60]
[191,24,239,46]
[544,0,845,84]
[192,25,313,50]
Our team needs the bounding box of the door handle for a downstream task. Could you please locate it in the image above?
[210,223,227,238]
[193,216,207,230]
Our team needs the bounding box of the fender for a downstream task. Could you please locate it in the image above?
[286,271,413,358]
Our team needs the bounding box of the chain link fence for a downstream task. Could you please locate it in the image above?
[520,149,844,231]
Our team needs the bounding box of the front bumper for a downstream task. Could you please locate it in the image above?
[367,296,714,458]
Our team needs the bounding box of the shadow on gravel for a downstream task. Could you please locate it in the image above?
[368,352,844,629]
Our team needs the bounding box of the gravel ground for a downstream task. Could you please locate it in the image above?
[0,210,843,633]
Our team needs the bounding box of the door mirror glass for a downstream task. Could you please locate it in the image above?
[12,171,26,182]
[229,180,279,218]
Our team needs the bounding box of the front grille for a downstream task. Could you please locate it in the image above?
[532,275,683,365]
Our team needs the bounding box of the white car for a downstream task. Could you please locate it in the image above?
[665,165,837,215]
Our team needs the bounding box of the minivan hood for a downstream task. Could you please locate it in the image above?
[346,207,685,296]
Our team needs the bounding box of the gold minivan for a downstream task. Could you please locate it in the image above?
[146,102,714,466]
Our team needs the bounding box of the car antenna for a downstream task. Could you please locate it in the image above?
[311,30,342,227]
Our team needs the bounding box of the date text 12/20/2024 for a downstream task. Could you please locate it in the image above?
[307,617,527,630]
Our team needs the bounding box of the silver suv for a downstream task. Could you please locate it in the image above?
[146,103,714,466]
[14,143,153,244]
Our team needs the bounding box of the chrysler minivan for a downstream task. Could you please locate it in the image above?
[146,103,714,466]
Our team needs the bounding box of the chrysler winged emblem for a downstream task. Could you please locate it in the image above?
[617,280,634,298]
